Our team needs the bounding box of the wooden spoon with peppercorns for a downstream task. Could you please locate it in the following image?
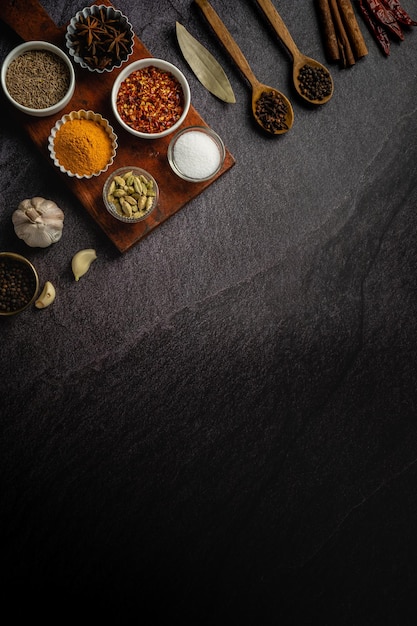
[256,0,334,105]
[195,0,294,135]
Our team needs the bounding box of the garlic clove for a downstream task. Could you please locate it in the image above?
[35,281,56,309]
[71,248,97,281]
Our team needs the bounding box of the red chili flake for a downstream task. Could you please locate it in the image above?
[116,66,185,134]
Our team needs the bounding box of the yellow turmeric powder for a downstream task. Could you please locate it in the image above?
[53,118,112,176]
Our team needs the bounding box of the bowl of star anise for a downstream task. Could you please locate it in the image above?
[65,4,134,73]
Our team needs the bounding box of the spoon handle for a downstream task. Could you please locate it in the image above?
[194,0,259,89]
[255,0,300,59]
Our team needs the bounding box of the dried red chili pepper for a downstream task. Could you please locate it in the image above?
[362,0,404,39]
[357,0,391,54]
[380,0,417,26]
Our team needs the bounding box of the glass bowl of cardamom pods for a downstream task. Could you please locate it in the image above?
[65,4,134,73]
[103,167,159,223]
[1,40,75,117]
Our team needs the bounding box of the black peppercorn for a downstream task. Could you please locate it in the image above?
[297,64,332,102]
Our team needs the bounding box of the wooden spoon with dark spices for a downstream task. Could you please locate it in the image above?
[194,0,294,135]
[256,0,334,105]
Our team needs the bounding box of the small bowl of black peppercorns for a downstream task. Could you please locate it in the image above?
[0,252,39,316]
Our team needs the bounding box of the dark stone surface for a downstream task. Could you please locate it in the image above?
[1,1,417,623]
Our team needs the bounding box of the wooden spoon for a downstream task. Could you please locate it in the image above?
[256,0,334,105]
[195,0,293,135]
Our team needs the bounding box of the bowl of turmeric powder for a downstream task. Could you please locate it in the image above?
[48,110,118,179]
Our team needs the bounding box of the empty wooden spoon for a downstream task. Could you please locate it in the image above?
[256,0,334,105]
[195,0,294,135]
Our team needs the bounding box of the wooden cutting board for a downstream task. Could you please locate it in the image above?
[0,0,235,252]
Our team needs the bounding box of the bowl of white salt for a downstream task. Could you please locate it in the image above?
[167,126,225,183]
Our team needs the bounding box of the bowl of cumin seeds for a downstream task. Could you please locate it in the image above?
[1,41,75,117]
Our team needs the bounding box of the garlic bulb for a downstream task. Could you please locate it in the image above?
[12,197,64,248]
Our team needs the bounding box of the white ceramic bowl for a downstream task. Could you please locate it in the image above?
[111,58,191,139]
[48,110,118,179]
[103,166,159,223]
[66,4,134,73]
[1,41,75,117]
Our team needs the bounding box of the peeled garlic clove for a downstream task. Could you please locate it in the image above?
[71,248,97,281]
[35,281,56,309]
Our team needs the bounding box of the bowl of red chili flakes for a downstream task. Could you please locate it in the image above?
[111,58,191,139]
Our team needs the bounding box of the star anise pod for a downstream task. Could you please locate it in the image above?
[106,31,131,58]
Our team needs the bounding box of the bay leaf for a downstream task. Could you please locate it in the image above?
[176,21,236,104]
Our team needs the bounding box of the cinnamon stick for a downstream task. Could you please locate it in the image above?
[329,0,356,66]
[337,0,368,59]
[316,0,340,62]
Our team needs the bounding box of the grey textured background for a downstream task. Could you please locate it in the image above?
[1,1,417,624]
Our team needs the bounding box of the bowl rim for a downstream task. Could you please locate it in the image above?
[0,40,75,117]
[102,166,159,223]
[0,251,39,316]
[111,57,191,139]
[48,109,118,179]
[65,4,134,74]
[167,125,226,183]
